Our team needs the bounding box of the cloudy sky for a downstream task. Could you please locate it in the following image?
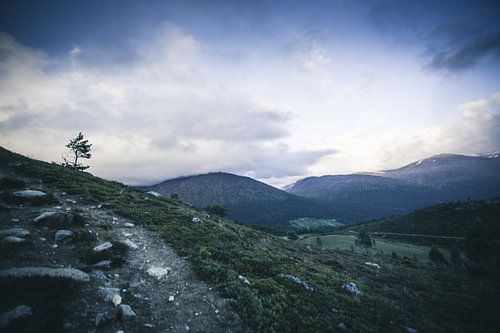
[0,0,499,187]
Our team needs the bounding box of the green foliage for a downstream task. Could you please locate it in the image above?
[287,231,299,240]
[428,246,447,265]
[62,132,92,171]
[465,218,496,263]
[204,204,228,217]
[2,146,500,332]
[349,199,500,238]
[355,230,375,248]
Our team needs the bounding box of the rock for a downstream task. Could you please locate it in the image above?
[147,266,170,279]
[168,295,175,302]
[113,294,122,307]
[0,267,89,283]
[98,287,121,302]
[342,282,363,295]
[11,218,20,223]
[118,304,136,320]
[124,223,135,228]
[0,305,33,329]
[1,236,27,245]
[65,199,77,204]
[13,190,46,198]
[191,217,201,223]
[144,323,155,328]
[278,274,314,291]
[146,191,161,197]
[95,313,111,327]
[33,211,56,222]
[120,239,138,250]
[94,271,106,280]
[93,260,112,269]
[238,275,250,285]
[404,326,418,333]
[93,242,113,253]
[0,228,30,238]
[55,230,74,242]
[338,322,347,330]
[365,262,381,269]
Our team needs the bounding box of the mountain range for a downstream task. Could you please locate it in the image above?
[141,172,338,228]
[143,153,500,227]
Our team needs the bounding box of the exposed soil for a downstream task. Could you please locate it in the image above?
[0,177,247,332]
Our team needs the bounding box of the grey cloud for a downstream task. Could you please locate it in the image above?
[368,1,500,72]
[425,32,500,71]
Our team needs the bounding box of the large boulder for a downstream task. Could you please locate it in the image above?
[0,228,30,238]
[0,305,33,329]
[0,267,89,283]
[12,190,46,198]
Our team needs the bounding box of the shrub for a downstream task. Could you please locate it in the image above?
[429,246,447,265]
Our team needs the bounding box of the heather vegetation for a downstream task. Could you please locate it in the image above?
[1,147,500,332]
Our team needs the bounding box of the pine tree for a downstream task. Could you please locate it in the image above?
[62,132,92,171]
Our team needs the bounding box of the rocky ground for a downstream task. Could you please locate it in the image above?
[0,176,247,332]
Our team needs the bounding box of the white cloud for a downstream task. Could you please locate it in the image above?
[0,27,333,185]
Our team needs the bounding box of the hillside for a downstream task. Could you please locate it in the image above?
[286,153,500,223]
[287,174,445,223]
[347,198,500,238]
[382,154,500,199]
[141,172,339,228]
[1,146,500,332]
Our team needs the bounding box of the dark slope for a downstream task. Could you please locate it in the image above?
[142,172,338,228]
[383,153,500,199]
[348,198,500,238]
[287,153,500,223]
[287,174,445,223]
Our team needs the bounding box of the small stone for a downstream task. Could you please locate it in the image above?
[365,262,381,269]
[65,199,77,204]
[112,217,118,221]
[39,237,46,241]
[33,211,56,223]
[147,267,170,279]
[143,323,154,328]
[118,304,136,321]
[338,322,347,330]
[93,260,112,269]
[54,206,62,209]
[342,282,362,295]
[185,325,190,331]
[55,230,74,242]
[1,236,26,245]
[98,287,120,302]
[116,331,124,333]
[11,218,20,223]
[13,190,46,198]
[93,242,113,253]
[168,295,175,302]
[52,244,58,249]
[404,326,418,333]
[95,313,110,327]
[124,223,134,228]
[0,305,33,329]
[215,309,219,314]
[97,204,102,208]
[120,239,138,250]
[94,271,106,280]
[113,294,122,307]
[146,191,161,197]
[238,275,250,285]
[191,217,201,223]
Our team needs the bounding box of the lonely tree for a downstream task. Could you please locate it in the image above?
[62,132,92,171]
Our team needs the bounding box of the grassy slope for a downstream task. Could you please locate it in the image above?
[347,199,500,238]
[1,147,499,332]
[301,235,434,262]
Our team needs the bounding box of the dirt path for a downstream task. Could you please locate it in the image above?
[0,184,247,332]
